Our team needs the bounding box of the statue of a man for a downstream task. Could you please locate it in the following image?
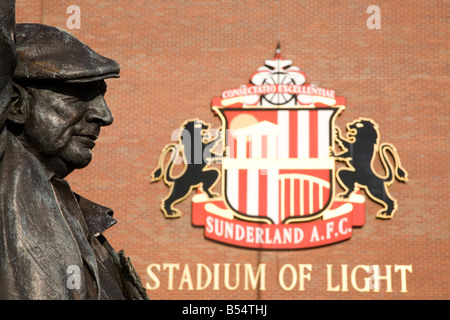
[0,23,148,300]
[0,0,17,155]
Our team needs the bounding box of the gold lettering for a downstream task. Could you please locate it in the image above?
[196,263,212,290]
[341,264,349,292]
[279,264,297,291]
[146,263,412,293]
[145,263,161,290]
[162,263,180,290]
[224,263,240,290]
[326,264,349,292]
[395,265,413,293]
[351,265,371,292]
[371,265,393,293]
[298,264,312,291]
[178,264,194,290]
[326,264,339,292]
[244,263,266,291]
[213,263,220,290]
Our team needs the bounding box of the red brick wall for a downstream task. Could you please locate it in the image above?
[16,0,448,299]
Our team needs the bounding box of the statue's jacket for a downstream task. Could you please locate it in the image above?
[0,131,148,299]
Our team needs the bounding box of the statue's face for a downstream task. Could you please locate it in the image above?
[22,80,113,173]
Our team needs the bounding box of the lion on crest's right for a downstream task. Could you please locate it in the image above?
[333,118,408,219]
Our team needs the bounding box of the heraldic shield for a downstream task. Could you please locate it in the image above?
[215,106,342,224]
[152,45,382,249]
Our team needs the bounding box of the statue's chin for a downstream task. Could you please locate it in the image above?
[57,151,93,176]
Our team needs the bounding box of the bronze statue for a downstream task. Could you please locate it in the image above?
[0,0,17,153]
[0,19,148,299]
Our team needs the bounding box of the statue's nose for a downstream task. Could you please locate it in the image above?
[85,95,114,126]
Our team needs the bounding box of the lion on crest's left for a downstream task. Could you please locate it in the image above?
[151,119,223,218]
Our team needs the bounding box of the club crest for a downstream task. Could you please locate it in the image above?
[151,46,408,249]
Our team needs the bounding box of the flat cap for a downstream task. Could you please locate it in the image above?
[13,23,120,83]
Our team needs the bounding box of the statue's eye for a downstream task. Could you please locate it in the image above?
[356,123,364,128]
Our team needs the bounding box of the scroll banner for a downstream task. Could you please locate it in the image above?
[192,194,365,249]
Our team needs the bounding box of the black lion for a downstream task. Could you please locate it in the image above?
[151,119,223,218]
[333,118,408,219]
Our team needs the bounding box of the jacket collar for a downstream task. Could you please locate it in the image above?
[75,193,117,239]
[50,176,117,239]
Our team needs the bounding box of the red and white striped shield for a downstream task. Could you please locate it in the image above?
[216,107,341,224]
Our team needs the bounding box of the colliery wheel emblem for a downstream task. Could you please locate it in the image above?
[151,46,408,249]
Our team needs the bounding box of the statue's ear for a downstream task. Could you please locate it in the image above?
[7,82,30,125]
